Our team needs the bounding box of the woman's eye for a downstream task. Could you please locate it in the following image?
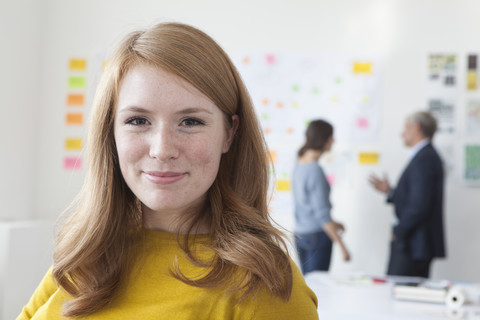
[181,118,205,127]
[126,117,149,126]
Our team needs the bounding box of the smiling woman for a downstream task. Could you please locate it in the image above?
[17,22,319,320]
[114,64,238,233]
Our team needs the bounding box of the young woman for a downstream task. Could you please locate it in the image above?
[292,120,350,274]
[17,22,318,319]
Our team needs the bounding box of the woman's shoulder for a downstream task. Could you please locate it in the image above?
[243,259,319,320]
[16,266,62,320]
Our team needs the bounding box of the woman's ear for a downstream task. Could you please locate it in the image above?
[223,114,239,153]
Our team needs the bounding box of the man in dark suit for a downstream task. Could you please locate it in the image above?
[369,111,446,278]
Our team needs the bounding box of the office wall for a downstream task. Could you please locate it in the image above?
[0,0,44,220]
[3,0,479,284]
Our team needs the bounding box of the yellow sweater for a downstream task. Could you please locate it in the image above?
[17,230,318,320]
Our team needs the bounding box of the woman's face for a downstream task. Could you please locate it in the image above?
[114,64,237,231]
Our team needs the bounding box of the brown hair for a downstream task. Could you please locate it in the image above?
[298,119,333,157]
[53,22,292,317]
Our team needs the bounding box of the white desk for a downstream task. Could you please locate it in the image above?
[305,272,480,320]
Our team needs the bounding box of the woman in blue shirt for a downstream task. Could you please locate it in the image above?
[292,120,350,274]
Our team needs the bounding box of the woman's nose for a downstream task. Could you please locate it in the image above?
[148,126,179,161]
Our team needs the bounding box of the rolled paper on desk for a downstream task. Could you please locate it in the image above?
[446,286,467,309]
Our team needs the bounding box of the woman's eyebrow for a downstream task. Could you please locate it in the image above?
[175,107,213,115]
[117,106,151,114]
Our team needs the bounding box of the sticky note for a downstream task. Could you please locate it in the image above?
[357,117,369,129]
[326,174,336,185]
[63,156,82,170]
[69,59,87,71]
[67,94,85,106]
[65,138,82,150]
[276,180,291,191]
[286,127,294,135]
[268,151,277,164]
[467,71,477,90]
[68,76,86,89]
[353,62,372,74]
[66,113,83,125]
[265,54,276,65]
[359,152,379,164]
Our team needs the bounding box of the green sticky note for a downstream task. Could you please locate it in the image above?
[68,76,86,89]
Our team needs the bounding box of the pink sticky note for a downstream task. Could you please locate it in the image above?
[357,117,369,129]
[326,174,336,185]
[63,156,82,170]
[266,54,276,65]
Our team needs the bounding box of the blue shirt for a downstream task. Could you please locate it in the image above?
[409,138,430,161]
[292,162,332,234]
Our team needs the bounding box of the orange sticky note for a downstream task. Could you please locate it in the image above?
[69,59,87,71]
[66,113,83,125]
[67,94,85,106]
[65,138,82,150]
[268,151,277,164]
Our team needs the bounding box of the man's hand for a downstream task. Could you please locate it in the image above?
[368,173,391,194]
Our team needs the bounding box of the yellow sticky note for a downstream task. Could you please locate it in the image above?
[69,59,87,71]
[66,113,83,125]
[353,62,372,74]
[467,71,477,90]
[65,138,82,150]
[68,76,86,89]
[276,180,291,191]
[359,152,379,164]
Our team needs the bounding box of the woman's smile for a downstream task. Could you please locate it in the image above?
[143,171,188,185]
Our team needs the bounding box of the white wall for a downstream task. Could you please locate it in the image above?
[2,2,480,309]
[0,0,45,220]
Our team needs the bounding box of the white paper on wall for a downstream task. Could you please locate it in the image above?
[232,52,382,215]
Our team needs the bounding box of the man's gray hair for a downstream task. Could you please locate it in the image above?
[408,111,438,139]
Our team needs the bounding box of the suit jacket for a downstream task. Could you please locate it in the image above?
[387,143,446,261]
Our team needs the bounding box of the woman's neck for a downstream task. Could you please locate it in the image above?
[298,149,322,163]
